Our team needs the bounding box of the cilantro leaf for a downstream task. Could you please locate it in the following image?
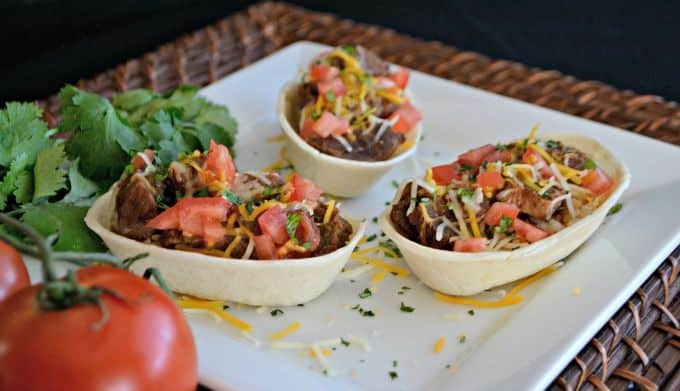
[0,102,51,167]
[0,153,31,210]
[60,85,145,186]
[495,216,513,234]
[21,204,106,251]
[583,159,597,170]
[286,213,301,240]
[33,143,67,200]
[62,158,99,205]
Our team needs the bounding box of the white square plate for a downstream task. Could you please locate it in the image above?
[27,41,680,390]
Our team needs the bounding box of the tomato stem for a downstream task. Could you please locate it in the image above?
[0,213,57,282]
[142,267,175,299]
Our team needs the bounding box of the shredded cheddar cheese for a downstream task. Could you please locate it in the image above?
[527,144,556,165]
[394,139,415,156]
[353,245,400,259]
[466,206,481,238]
[376,89,406,104]
[308,348,332,358]
[267,133,285,143]
[242,201,286,221]
[527,123,540,140]
[506,264,560,297]
[434,337,446,353]
[371,270,387,287]
[433,292,524,308]
[226,213,238,229]
[223,236,242,257]
[261,159,290,173]
[323,200,336,224]
[350,254,410,277]
[270,321,301,340]
[177,299,252,332]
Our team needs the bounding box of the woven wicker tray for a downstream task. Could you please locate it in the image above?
[37,3,679,389]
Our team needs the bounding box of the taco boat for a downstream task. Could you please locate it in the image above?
[86,141,365,305]
[379,130,630,296]
[278,44,422,197]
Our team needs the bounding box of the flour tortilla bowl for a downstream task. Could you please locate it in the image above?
[85,189,367,306]
[379,133,631,296]
[277,82,422,198]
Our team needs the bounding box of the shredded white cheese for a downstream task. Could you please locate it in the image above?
[332,135,354,153]
[241,331,261,347]
[549,163,570,191]
[435,218,453,242]
[311,343,336,376]
[339,264,375,279]
[241,236,254,259]
[346,335,372,352]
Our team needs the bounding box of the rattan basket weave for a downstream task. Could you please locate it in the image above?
[37,3,679,389]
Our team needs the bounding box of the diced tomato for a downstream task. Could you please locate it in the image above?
[311,111,349,138]
[205,140,236,185]
[476,171,504,190]
[522,149,552,178]
[512,219,549,243]
[310,65,339,82]
[253,234,277,260]
[482,149,511,164]
[389,68,410,90]
[458,144,496,169]
[453,238,488,253]
[484,202,520,226]
[146,197,232,244]
[582,168,613,196]
[300,118,316,140]
[257,205,289,245]
[430,164,461,185]
[389,102,422,133]
[287,174,323,202]
[293,212,321,252]
[317,78,347,97]
[132,149,155,171]
[146,207,180,230]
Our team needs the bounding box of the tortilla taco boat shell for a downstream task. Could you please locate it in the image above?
[277,82,422,198]
[85,189,367,306]
[379,133,631,296]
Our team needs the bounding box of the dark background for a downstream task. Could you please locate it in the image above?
[1,0,677,103]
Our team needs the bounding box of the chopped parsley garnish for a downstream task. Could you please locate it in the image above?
[522,138,530,148]
[460,164,473,171]
[457,188,474,199]
[459,335,466,343]
[389,371,398,380]
[124,163,135,175]
[297,304,304,307]
[325,91,336,103]
[362,310,375,317]
[496,143,508,151]
[222,190,243,205]
[340,338,350,347]
[310,111,321,120]
[391,180,399,188]
[385,201,391,206]
[353,246,359,252]
[419,197,431,205]
[400,302,414,313]
[302,242,312,250]
[175,190,184,200]
[372,217,378,223]
[401,286,411,290]
[286,213,302,239]
[495,216,513,234]
[223,304,230,310]
[468,309,475,316]
[392,360,398,367]
[359,288,372,299]
[262,186,274,197]
[340,45,356,57]
[607,203,623,216]
[379,239,402,257]
[195,188,209,197]
[583,159,597,169]
[545,140,559,149]
[270,309,284,316]
[366,234,377,242]
[351,304,360,310]
[245,201,256,214]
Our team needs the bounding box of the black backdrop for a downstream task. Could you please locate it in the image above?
[1,0,678,103]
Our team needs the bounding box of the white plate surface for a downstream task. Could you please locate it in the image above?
[26,41,680,391]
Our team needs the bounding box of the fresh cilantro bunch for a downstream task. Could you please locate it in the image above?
[0,102,104,251]
[59,85,237,188]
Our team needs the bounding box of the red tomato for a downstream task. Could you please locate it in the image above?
[132,149,155,171]
[0,266,197,390]
[146,197,232,244]
[312,112,349,138]
[293,212,321,252]
[310,65,339,81]
[317,78,347,97]
[430,164,461,185]
[453,238,488,252]
[389,102,422,133]
[257,205,289,245]
[512,219,549,243]
[287,174,323,202]
[0,240,29,303]
[522,149,552,178]
[205,140,236,185]
[300,118,316,140]
[582,168,613,196]
[484,202,520,226]
[476,171,504,190]
[253,234,277,260]
[482,149,511,164]
[389,68,410,90]
[458,144,496,169]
